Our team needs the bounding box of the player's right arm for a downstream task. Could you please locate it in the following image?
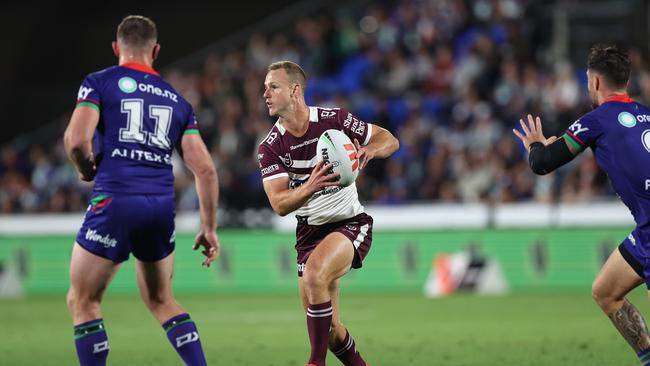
[262,161,340,217]
[64,105,99,182]
[513,114,593,175]
[179,133,220,267]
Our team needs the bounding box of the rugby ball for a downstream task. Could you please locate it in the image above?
[316,129,359,187]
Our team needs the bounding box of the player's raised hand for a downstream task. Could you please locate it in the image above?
[193,229,220,267]
[304,160,340,194]
[354,138,375,170]
[513,114,557,150]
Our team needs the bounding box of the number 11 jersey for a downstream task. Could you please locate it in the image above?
[75,63,198,194]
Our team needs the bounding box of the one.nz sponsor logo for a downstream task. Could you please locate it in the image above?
[85,229,118,248]
[117,76,178,103]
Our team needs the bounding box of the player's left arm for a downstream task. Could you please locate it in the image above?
[512,114,580,175]
[354,125,400,170]
[180,132,220,267]
[63,106,99,181]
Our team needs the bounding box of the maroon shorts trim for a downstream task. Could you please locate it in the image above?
[295,213,373,277]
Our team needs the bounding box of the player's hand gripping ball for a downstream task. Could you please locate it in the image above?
[316,129,359,187]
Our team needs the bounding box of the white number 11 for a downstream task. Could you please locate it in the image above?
[120,99,172,149]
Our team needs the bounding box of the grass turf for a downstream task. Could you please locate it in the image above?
[0,289,646,365]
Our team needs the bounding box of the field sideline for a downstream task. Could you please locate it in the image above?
[0,289,646,365]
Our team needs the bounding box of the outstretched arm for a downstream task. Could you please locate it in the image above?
[353,125,399,170]
[513,114,580,175]
[63,106,99,181]
[180,133,220,267]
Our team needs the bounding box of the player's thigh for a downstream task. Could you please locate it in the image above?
[135,251,176,300]
[593,248,643,301]
[69,242,121,300]
[305,232,356,282]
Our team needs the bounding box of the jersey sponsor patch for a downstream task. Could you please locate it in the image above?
[85,229,118,248]
[567,120,589,136]
[78,85,94,100]
[117,76,178,102]
[261,164,280,175]
[118,77,138,93]
[618,111,637,128]
[321,110,336,118]
[343,112,366,136]
[290,137,318,150]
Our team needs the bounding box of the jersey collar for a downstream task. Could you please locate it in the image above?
[604,94,634,103]
[120,63,160,77]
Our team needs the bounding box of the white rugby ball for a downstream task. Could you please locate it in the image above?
[316,129,359,187]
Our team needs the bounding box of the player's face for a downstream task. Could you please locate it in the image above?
[586,69,598,108]
[263,69,293,117]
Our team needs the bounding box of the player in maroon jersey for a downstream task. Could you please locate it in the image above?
[258,61,399,366]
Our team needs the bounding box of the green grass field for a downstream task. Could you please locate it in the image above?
[1,289,647,365]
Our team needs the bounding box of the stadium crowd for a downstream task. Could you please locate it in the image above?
[2,0,650,214]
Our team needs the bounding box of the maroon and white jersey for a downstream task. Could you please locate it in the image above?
[258,106,373,225]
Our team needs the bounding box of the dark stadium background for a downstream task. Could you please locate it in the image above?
[2,0,648,145]
[0,0,308,143]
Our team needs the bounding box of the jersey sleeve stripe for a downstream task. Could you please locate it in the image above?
[562,133,583,151]
[76,101,100,111]
[564,130,585,147]
[77,98,99,106]
[262,172,289,182]
[363,123,373,145]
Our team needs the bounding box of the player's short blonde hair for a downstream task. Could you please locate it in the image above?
[117,15,157,49]
[268,61,307,88]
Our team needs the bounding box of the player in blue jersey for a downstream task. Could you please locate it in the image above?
[514,44,650,364]
[63,15,219,366]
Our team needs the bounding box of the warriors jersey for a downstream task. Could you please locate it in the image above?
[75,63,198,194]
[563,95,650,236]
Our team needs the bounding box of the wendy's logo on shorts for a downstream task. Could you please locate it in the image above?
[85,229,117,248]
[346,224,357,231]
[89,194,113,213]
